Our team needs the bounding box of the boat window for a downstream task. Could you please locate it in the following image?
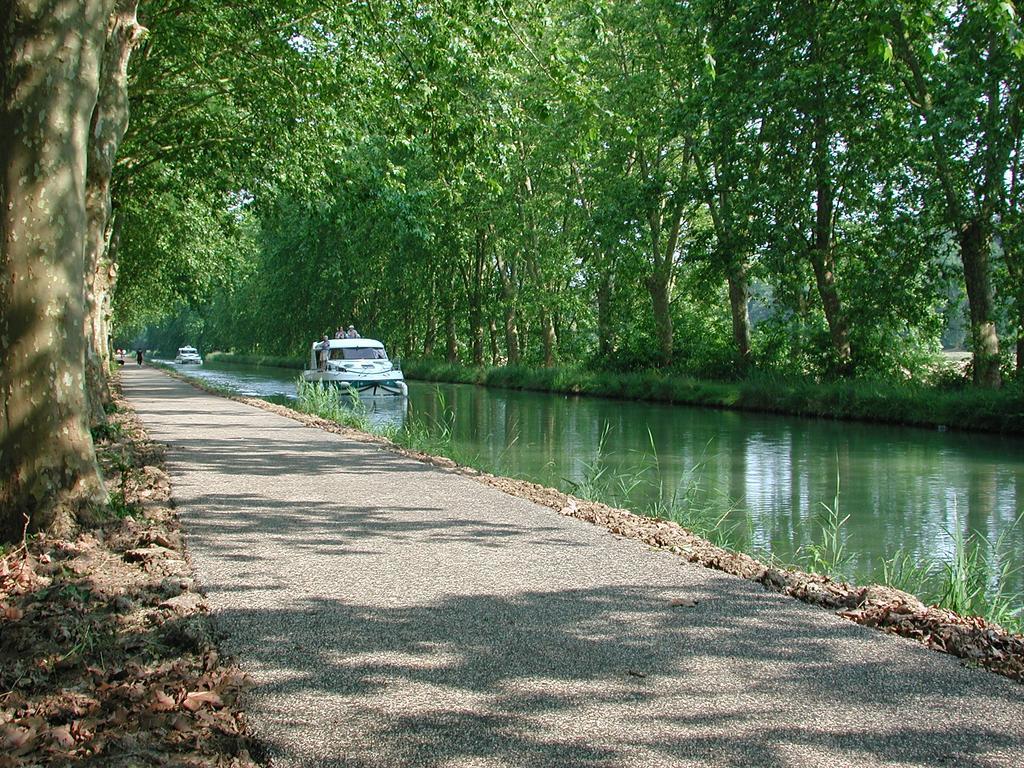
[340,347,387,360]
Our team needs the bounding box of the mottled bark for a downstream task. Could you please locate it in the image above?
[645,197,684,366]
[646,269,673,365]
[494,251,520,365]
[445,312,458,363]
[1017,319,1023,379]
[596,272,613,359]
[959,219,1000,387]
[726,261,751,364]
[540,311,556,368]
[84,0,144,414]
[1,0,114,541]
[488,317,499,365]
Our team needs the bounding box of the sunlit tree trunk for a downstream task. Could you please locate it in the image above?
[488,317,499,365]
[540,310,556,368]
[1,0,113,541]
[84,0,144,420]
[644,196,684,366]
[494,251,520,364]
[959,219,1000,387]
[726,261,751,363]
[596,271,613,359]
[445,312,458,363]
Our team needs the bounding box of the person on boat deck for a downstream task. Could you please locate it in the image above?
[334,327,344,339]
[345,325,360,338]
[319,335,331,370]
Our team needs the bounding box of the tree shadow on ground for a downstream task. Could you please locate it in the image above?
[212,582,1024,767]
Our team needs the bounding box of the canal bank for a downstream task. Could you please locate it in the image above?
[399,359,1024,435]
[122,365,1024,766]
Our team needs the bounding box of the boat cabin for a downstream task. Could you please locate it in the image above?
[308,338,388,370]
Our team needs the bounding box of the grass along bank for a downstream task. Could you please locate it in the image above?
[402,359,1024,435]
[203,351,303,370]
[293,379,1023,637]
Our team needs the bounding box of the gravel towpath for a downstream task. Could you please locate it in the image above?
[121,366,1024,767]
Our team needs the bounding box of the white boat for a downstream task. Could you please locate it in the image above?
[175,346,203,364]
[302,338,408,397]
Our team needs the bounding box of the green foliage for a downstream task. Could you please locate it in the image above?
[121,0,1024,388]
[90,421,125,444]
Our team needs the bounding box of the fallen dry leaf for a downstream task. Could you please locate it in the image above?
[48,725,74,749]
[0,724,33,750]
[183,690,223,711]
[149,688,177,712]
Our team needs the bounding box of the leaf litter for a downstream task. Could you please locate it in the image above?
[0,382,263,766]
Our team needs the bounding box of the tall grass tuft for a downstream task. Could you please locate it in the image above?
[935,507,1023,632]
[798,469,853,579]
[295,379,371,431]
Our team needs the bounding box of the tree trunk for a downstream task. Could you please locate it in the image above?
[646,270,674,366]
[540,311,556,368]
[423,314,436,358]
[469,304,484,366]
[488,317,499,365]
[808,240,852,375]
[726,260,751,366]
[1017,317,1023,379]
[596,272,613,359]
[960,219,1001,387]
[445,312,458,363]
[1,0,113,541]
[494,252,520,365]
[809,69,852,375]
[643,188,684,367]
[84,0,144,418]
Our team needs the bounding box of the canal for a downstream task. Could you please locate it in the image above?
[162,359,1024,611]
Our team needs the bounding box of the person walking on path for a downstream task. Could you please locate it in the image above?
[136,349,144,366]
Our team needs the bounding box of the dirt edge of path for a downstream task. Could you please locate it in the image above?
[0,378,265,767]
[151,366,1024,685]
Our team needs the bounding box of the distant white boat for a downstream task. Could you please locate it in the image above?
[301,338,408,397]
[175,346,202,365]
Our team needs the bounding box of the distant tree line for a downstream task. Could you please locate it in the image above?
[135,0,1023,388]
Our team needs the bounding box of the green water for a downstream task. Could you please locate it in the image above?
[172,360,1024,610]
